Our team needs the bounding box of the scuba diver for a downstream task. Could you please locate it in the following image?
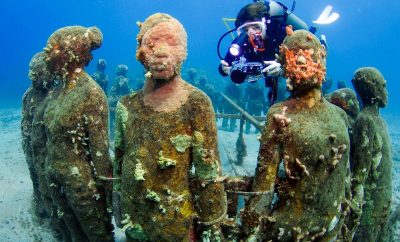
[218,0,309,104]
[218,0,337,105]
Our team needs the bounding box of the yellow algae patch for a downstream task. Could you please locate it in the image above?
[180,200,194,218]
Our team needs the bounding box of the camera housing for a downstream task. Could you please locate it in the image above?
[230,57,265,84]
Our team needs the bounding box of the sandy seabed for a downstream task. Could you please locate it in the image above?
[0,108,399,241]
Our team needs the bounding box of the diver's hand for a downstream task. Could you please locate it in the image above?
[263,60,282,77]
[220,60,232,75]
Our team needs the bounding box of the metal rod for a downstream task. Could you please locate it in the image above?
[216,113,265,121]
[219,92,264,130]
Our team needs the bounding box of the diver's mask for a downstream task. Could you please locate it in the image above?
[236,18,267,51]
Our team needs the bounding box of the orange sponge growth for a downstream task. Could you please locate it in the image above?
[285,25,294,36]
[282,46,326,85]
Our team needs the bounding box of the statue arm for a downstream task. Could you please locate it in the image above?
[86,94,113,182]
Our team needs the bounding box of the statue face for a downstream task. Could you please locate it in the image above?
[140,22,185,80]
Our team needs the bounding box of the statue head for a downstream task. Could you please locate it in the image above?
[44,26,103,79]
[136,13,187,81]
[116,64,128,77]
[352,67,388,108]
[97,59,107,71]
[28,51,53,90]
[325,88,360,120]
[279,29,326,93]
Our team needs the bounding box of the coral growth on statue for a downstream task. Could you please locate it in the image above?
[279,28,326,92]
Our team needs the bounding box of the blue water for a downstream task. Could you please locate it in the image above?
[1,0,399,113]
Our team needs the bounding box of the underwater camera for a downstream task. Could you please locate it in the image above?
[218,32,266,84]
[230,57,265,84]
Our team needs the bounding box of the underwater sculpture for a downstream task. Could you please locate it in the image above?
[114,13,226,241]
[351,67,392,242]
[325,88,360,127]
[185,67,198,85]
[43,26,114,242]
[194,74,207,91]
[196,75,218,112]
[109,64,131,138]
[325,88,360,240]
[29,52,71,241]
[24,52,71,241]
[133,76,145,91]
[322,76,333,95]
[241,29,350,241]
[91,58,109,94]
[109,64,131,110]
[22,52,54,219]
[24,52,73,240]
[337,80,347,89]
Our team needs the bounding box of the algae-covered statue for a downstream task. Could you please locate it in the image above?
[43,26,114,242]
[325,88,360,127]
[114,13,226,241]
[22,52,54,219]
[92,58,109,94]
[109,64,131,137]
[109,64,131,110]
[27,52,75,240]
[325,88,360,240]
[351,67,392,242]
[241,29,350,241]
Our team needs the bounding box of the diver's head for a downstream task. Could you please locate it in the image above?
[234,2,268,53]
[116,64,128,76]
[136,13,187,81]
[97,59,107,71]
[352,67,388,108]
[235,2,268,28]
[226,19,266,64]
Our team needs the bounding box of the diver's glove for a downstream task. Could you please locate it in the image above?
[263,60,283,77]
[220,60,232,76]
